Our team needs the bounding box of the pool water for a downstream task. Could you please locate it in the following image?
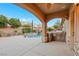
[24,33,43,40]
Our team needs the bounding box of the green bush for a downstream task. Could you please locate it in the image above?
[0,22,7,28]
[22,27,32,33]
[0,15,22,28]
[22,24,31,28]
[32,29,36,33]
[0,15,8,28]
[53,25,59,29]
[47,27,54,31]
[9,18,21,28]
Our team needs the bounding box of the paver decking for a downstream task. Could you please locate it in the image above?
[0,35,74,56]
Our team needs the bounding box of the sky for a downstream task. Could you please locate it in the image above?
[0,3,61,27]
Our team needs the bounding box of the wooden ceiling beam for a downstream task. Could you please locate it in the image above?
[15,3,46,23]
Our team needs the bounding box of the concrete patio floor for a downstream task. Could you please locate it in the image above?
[0,35,74,56]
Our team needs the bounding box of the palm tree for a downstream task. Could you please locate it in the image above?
[32,19,33,33]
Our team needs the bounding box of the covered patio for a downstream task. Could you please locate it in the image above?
[16,3,71,42]
[16,3,79,55]
[0,3,79,56]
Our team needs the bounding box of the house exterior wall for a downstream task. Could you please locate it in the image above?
[73,4,79,55]
[65,4,79,55]
[68,4,74,50]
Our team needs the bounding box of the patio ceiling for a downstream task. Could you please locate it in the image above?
[35,3,72,14]
[16,3,73,23]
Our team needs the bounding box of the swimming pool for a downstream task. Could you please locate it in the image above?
[24,33,44,40]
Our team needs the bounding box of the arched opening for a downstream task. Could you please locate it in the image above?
[0,3,43,41]
[47,18,66,42]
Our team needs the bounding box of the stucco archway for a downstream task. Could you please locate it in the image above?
[14,3,73,43]
[13,3,47,42]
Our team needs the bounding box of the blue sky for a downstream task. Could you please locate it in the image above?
[0,3,61,27]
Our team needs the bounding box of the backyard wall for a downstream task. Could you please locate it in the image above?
[0,27,23,37]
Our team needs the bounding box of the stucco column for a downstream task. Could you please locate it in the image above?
[42,22,49,43]
[64,19,69,43]
[67,5,75,50]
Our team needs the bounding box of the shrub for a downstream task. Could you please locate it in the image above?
[22,27,32,33]
[32,29,36,33]
[0,15,8,28]
[9,18,21,28]
[47,27,54,31]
